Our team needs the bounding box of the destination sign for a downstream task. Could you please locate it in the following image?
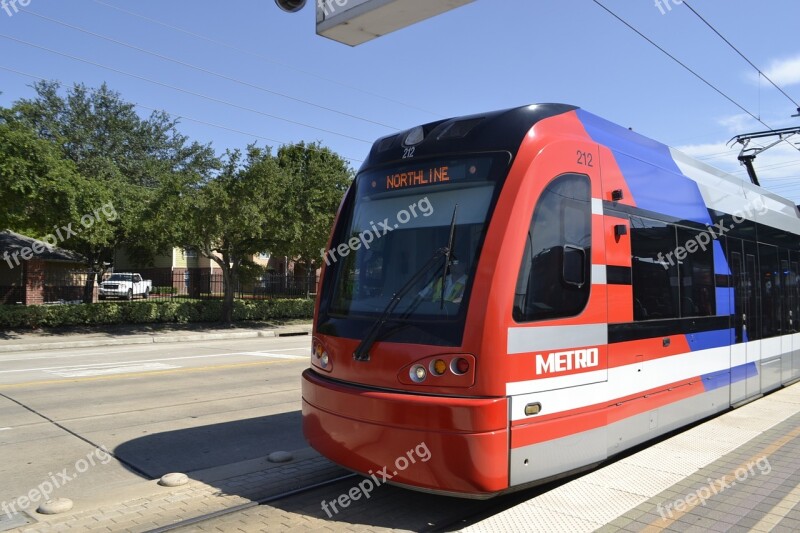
[360,156,498,197]
[386,166,451,190]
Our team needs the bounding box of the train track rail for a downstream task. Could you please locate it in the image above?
[144,473,359,533]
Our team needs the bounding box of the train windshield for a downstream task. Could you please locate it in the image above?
[327,155,506,323]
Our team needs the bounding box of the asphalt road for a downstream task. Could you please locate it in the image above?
[0,336,312,513]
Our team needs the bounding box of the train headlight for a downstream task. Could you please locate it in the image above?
[430,359,447,376]
[410,365,427,383]
[451,357,470,375]
[399,354,475,387]
[311,338,332,372]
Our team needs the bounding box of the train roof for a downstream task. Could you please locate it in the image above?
[575,108,800,235]
[363,104,800,236]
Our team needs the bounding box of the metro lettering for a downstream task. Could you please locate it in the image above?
[535,348,599,375]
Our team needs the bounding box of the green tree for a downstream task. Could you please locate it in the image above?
[172,147,283,323]
[0,119,89,234]
[273,142,353,272]
[4,81,217,301]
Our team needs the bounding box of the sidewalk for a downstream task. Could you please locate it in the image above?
[6,447,348,532]
[465,381,800,532]
[0,321,313,353]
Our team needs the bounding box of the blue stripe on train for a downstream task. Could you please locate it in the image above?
[713,240,730,276]
[702,362,757,391]
[685,329,734,351]
[576,109,713,226]
[716,287,734,316]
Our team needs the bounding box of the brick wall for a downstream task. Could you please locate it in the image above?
[23,259,45,305]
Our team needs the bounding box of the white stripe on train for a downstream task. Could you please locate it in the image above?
[506,332,800,422]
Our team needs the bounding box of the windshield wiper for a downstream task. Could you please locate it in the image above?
[439,205,458,309]
[353,206,459,362]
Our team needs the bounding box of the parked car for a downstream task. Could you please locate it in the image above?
[99,273,152,300]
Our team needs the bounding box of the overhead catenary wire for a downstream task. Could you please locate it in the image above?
[91,0,444,119]
[592,0,799,201]
[0,65,365,164]
[682,1,800,110]
[0,33,373,144]
[19,8,401,131]
[590,0,779,133]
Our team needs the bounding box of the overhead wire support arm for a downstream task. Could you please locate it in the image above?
[728,127,800,187]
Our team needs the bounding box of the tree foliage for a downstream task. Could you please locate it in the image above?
[273,142,353,270]
[169,142,352,323]
[1,82,353,320]
[3,81,218,273]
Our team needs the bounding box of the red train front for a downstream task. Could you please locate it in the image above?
[302,104,589,497]
[302,103,800,497]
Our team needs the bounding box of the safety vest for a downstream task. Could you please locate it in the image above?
[430,275,466,302]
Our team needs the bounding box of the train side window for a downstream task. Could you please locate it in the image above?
[792,260,800,333]
[675,227,716,317]
[758,243,781,338]
[630,217,680,320]
[513,173,591,322]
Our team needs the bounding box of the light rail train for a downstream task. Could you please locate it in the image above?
[302,104,800,497]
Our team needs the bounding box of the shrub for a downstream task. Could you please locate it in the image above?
[0,298,313,330]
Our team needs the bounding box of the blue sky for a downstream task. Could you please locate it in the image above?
[1,0,799,201]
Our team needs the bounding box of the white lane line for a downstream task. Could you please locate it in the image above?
[0,351,280,374]
[0,427,11,431]
[236,352,306,360]
[44,362,180,378]
[0,347,158,363]
[0,339,310,362]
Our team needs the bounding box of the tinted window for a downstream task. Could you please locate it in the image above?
[631,217,680,320]
[676,228,716,317]
[513,174,591,322]
[759,243,781,338]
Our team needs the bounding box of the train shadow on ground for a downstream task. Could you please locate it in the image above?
[113,411,306,480]
[111,404,733,531]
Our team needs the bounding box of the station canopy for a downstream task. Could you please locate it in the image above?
[316,0,475,46]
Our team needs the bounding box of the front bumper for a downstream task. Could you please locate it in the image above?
[301,369,509,496]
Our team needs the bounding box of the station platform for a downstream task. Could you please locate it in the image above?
[466,381,800,532]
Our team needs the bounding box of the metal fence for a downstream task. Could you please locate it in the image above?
[145,271,319,301]
[1,271,318,305]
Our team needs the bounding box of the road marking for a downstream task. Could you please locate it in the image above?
[0,360,292,389]
[0,427,11,431]
[236,352,306,360]
[0,350,301,375]
[44,362,180,378]
[0,347,156,363]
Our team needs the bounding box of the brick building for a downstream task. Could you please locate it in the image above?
[0,230,88,305]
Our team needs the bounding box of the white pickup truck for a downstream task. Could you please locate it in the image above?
[99,273,152,300]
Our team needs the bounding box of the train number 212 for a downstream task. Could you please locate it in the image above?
[577,150,594,167]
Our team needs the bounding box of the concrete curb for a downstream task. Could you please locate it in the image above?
[0,325,312,353]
